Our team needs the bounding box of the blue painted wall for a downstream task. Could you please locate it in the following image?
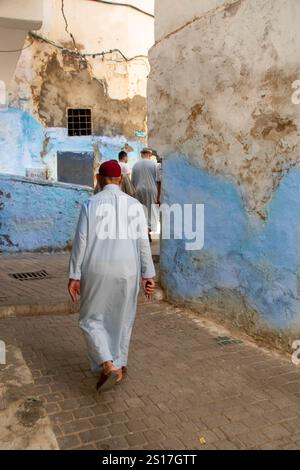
[0,174,92,252]
[0,107,145,252]
[0,107,145,179]
[161,154,300,332]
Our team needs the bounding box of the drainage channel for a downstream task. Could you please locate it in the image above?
[8,270,49,281]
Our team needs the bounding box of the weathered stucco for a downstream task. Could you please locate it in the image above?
[12,37,148,140]
[0,0,154,178]
[155,0,238,42]
[10,0,153,136]
[36,53,146,138]
[149,0,300,344]
[150,0,300,215]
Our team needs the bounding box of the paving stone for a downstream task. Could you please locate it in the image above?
[262,424,291,440]
[282,418,300,433]
[96,437,129,450]
[57,434,81,450]
[74,444,96,450]
[90,415,111,427]
[221,422,249,438]
[59,399,80,411]
[79,428,110,444]
[108,412,129,424]
[50,411,74,425]
[126,433,146,447]
[73,407,95,419]
[215,440,241,450]
[108,423,128,437]
[125,419,147,433]
[61,419,92,435]
[125,397,144,408]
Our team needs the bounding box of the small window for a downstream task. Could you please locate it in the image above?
[67,108,92,136]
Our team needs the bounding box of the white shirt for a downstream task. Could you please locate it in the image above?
[119,161,131,176]
[156,162,162,183]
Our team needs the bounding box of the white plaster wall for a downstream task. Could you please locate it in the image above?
[0,27,28,86]
[0,0,43,86]
[0,0,43,29]
[155,0,237,41]
[41,0,154,57]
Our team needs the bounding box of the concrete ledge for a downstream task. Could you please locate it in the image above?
[0,301,79,319]
[0,172,93,191]
[0,287,164,319]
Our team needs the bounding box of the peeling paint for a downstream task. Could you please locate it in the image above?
[40,134,50,159]
[36,54,146,139]
[250,112,297,140]
[0,108,146,181]
[0,0,153,181]
[0,174,92,253]
[159,154,300,341]
[149,0,300,216]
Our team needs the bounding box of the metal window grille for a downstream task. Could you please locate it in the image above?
[67,108,92,137]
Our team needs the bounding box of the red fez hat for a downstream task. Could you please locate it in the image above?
[99,160,121,177]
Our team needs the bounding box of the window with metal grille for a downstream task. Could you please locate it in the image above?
[67,108,92,136]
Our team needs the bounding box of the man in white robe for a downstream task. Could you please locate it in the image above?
[156,158,162,206]
[118,150,135,197]
[131,148,158,240]
[68,160,155,391]
[118,150,131,178]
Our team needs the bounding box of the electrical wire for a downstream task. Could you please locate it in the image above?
[90,0,154,18]
[0,1,153,54]
[0,0,149,67]
[30,32,149,63]
[30,32,64,50]
[0,37,34,53]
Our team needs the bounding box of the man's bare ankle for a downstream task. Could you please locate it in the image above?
[102,360,114,373]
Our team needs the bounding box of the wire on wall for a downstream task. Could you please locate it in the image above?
[90,0,154,18]
[0,37,35,53]
[0,0,150,68]
[29,31,149,63]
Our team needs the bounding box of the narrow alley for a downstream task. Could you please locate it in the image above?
[1,0,300,456]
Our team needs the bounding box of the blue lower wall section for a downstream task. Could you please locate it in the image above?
[162,154,300,330]
[0,174,92,252]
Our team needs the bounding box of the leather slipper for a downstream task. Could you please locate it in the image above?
[96,370,120,392]
[116,366,128,385]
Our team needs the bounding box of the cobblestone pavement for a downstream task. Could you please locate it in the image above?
[1,254,300,450]
[0,240,159,312]
[0,252,72,311]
